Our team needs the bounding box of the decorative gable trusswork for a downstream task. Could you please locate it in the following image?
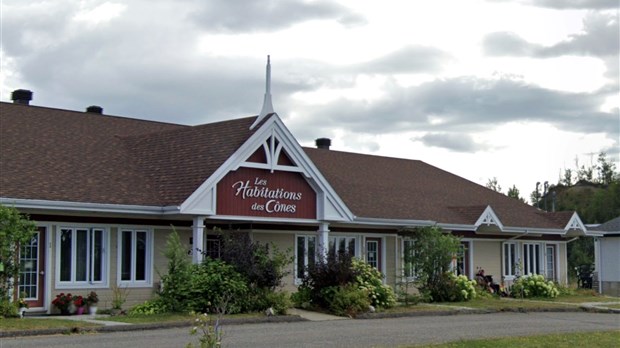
[474,205,504,231]
[564,212,586,234]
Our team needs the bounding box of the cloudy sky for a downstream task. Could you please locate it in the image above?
[1,0,618,201]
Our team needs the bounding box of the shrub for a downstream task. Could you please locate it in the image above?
[185,259,249,314]
[299,249,360,310]
[291,287,312,309]
[159,229,192,313]
[325,284,370,317]
[129,299,169,315]
[510,274,560,298]
[452,273,477,301]
[215,231,293,291]
[352,258,396,309]
[402,227,461,302]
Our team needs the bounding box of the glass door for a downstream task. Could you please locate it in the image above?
[19,227,46,308]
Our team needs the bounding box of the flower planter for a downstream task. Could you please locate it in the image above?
[19,307,27,319]
[89,305,98,315]
[76,306,85,315]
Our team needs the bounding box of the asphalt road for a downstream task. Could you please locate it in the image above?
[2,312,619,348]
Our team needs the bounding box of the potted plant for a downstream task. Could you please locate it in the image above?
[74,295,86,315]
[17,295,28,318]
[86,291,99,315]
[52,292,74,315]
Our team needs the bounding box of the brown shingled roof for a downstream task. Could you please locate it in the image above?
[0,102,258,206]
[304,147,565,229]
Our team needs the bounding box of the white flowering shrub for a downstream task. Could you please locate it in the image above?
[510,274,560,298]
[451,273,477,301]
[352,258,397,309]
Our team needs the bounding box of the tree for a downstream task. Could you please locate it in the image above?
[596,152,617,185]
[561,168,573,186]
[0,205,36,317]
[507,185,526,203]
[485,177,502,193]
[404,226,461,302]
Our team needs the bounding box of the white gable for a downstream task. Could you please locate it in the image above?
[180,114,353,222]
[474,205,504,230]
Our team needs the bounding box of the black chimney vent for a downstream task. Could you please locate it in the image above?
[11,89,33,105]
[315,138,331,150]
[86,105,103,114]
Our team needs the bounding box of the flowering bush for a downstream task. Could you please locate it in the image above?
[73,295,85,308]
[510,274,560,298]
[352,258,396,309]
[86,291,99,305]
[52,293,73,312]
[451,273,477,301]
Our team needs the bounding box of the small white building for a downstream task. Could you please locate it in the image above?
[591,217,620,297]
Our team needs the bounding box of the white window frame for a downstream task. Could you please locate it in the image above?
[55,226,108,289]
[295,234,317,284]
[117,229,153,287]
[522,242,542,276]
[502,242,518,280]
[402,239,416,281]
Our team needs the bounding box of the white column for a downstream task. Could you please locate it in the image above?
[594,237,602,294]
[192,216,206,264]
[317,222,330,260]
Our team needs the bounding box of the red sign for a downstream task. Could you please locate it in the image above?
[217,167,316,219]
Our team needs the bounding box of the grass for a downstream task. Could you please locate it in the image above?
[0,317,101,331]
[100,311,263,324]
[412,330,620,347]
[536,289,620,304]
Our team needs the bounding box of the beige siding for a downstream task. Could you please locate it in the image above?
[472,240,501,280]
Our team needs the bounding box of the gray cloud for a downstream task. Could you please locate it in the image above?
[487,0,618,9]
[483,12,619,58]
[412,133,487,153]
[482,11,619,91]
[289,76,618,147]
[352,45,452,74]
[188,0,366,33]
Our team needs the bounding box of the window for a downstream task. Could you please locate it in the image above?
[454,242,470,278]
[403,239,415,279]
[204,236,221,260]
[329,236,357,256]
[296,235,316,279]
[545,245,556,281]
[503,242,517,277]
[118,229,152,286]
[523,243,541,276]
[56,227,107,288]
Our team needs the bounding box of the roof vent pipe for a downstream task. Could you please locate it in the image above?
[86,105,103,114]
[315,138,331,150]
[11,89,33,105]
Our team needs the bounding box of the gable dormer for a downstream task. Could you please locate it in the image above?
[474,205,504,232]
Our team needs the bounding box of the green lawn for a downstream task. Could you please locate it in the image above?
[412,330,620,347]
[0,317,101,331]
[99,312,262,324]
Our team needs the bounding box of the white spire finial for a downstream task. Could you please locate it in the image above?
[251,55,275,130]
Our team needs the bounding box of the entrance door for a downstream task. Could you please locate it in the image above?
[19,227,46,308]
[366,238,381,271]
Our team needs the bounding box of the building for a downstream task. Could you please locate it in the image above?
[1,61,591,313]
[590,217,620,296]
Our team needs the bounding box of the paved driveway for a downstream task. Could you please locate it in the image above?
[2,312,619,347]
